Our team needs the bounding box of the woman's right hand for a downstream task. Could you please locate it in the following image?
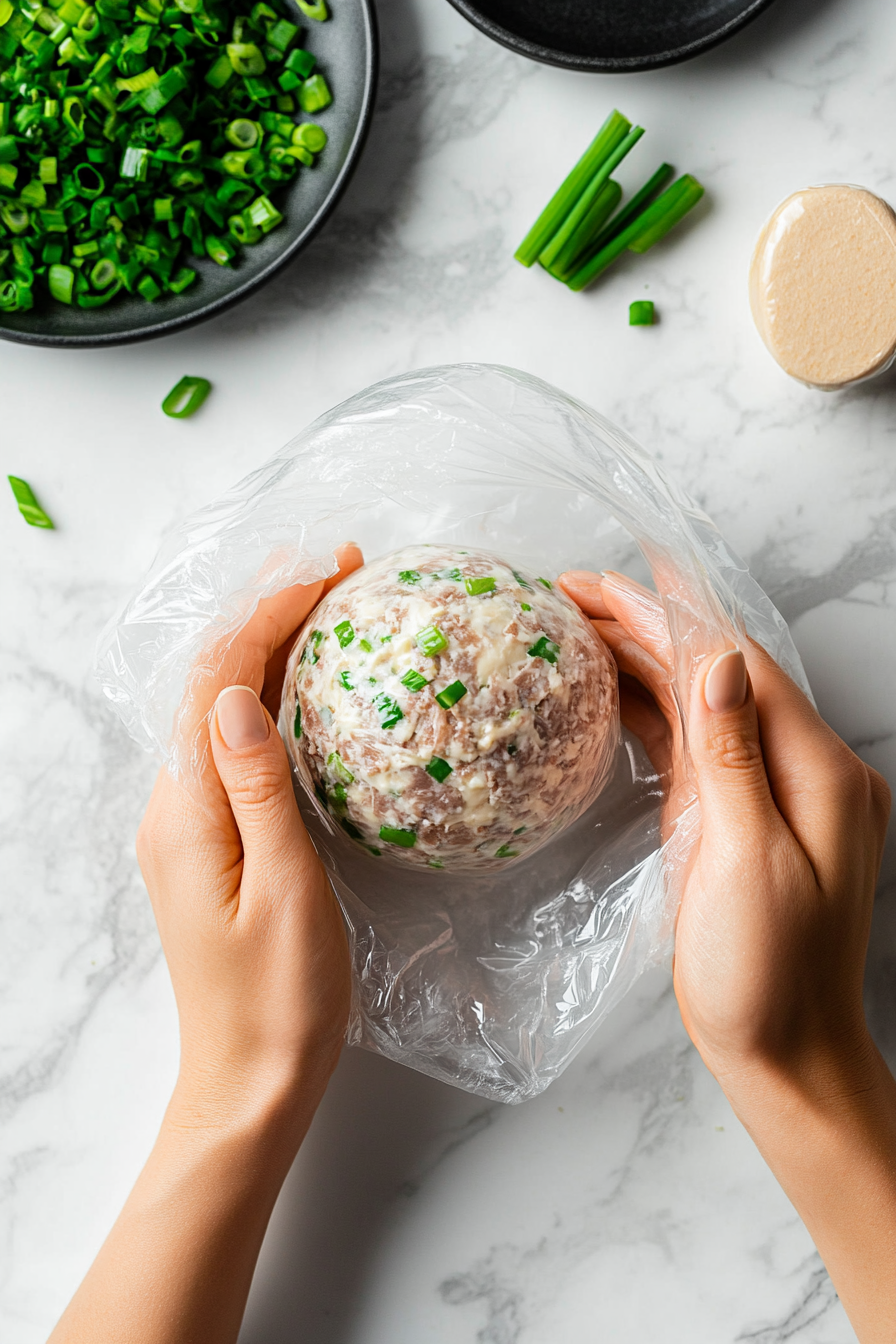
[559,568,896,1343]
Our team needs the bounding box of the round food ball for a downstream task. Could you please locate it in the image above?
[284,545,619,871]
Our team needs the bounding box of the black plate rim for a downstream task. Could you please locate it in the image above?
[0,0,378,348]
[445,0,776,72]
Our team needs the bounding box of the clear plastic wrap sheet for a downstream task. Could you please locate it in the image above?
[97,363,810,1104]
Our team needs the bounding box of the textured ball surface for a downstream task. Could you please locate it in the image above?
[284,545,619,870]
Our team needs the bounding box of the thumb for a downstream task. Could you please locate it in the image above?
[210,684,316,864]
[689,649,776,837]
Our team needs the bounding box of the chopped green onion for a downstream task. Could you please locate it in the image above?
[495,844,519,859]
[293,700,302,736]
[528,635,560,665]
[521,602,532,612]
[417,625,448,657]
[435,680,467,710]
[629,300,655,326]
[138,274,162,302]
[401,668,430,692]
[298,72,331,112]
[285,46,315,77]
[544,178,621,281]
[425,756,452,783]
[379,825,416,849]
[398,569,421,584]
[585,162,674,259]
[374,692,403,729]
[514,826,527,835]
[338,670,354,691]
[8,475,54,528]
[327,751,353,785]
[513,570,532,589]
[295,0,328,18]
[538,125,644,271]
[161,376,212,419]
[464,575,496,596]
[358,638,373,654]
[48,263,73,304]
[334,619,354,648]
[568,174,705,292]
[537,577,552,589]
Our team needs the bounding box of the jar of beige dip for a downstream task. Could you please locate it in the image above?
[749,184,896,390]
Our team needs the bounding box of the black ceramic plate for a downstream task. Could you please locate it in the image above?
[446,0,776,71]
[0,0,377,347]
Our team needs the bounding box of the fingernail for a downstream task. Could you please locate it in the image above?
[215,685,270,750]
[704,650,748,713]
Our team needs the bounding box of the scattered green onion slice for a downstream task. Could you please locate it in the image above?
[338,670,354,691]
[630,300,655,326]
[327,751,353,785]
[401,668,430,692]
[334,620,354,648]
[398,569,421,584]
[161,376,211,419]
[379,825,416,849]
[417,625,448,657]
[521,602,532,612]
[528,635,560,665]
[464,575,496,596]
[495,843,519,859]
[374,692,403,729]
[293,701,302,736]
[425,756,452,783]
[435,680,467,710]
[359,638,373,653]
[513,570,532,590]
[537,577,553,589]
[7,475,54,528]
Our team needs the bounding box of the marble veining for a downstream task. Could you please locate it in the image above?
[2,0,896,1338]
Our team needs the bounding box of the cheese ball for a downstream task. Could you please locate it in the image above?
[283,545,619,871]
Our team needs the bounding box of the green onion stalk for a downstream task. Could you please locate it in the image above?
[0,0,332,313]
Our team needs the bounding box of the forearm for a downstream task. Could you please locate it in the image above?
[718,1037,896,1344]
[49,1074,323,1344]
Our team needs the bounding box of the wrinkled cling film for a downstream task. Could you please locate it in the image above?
[96,364,809,1103]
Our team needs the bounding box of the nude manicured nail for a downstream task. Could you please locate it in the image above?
[704,649,748,714]
[215,686,270,749]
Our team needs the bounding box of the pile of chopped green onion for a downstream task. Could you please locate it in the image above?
[515,109,704,292]
[0,0,332,312]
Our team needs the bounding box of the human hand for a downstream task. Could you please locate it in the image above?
[137,543,364,1126]
[560,568,896,1341]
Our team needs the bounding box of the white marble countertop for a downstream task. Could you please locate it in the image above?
[3,0,896,1338]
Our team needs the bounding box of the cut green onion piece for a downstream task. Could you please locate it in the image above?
[298,72,331,113]
[161,376,212,419]
[295,0,328,18]
[334,620,354,648]
[495,844,519,859]
[379,825,416,849]
[293,701,302,736]
[545,178,621,281]
[513,570,532,589]
[417,625,448,657]
[398,569,421,584]
[226,117,259,149]
[338,670,354,691]
[90,258,117,289]
[284,46,316,77]
[374,693,403,729]
[514,109,631,267]
[358,638,373,653]
[521,602,532,612]
[48,263,73,304]
[629,300,655,326]
[537,577,552,589]
[8,475,54,529]
[464,575,496,596]
[227,42,266,76]
[528,635,560,665]
[400,668,430,692]
[327,751,353,785]
[205,235,237,267]
[138,274,162,302]
[435,680,467,710]
[247,194,283,233]
[425,756,452,783]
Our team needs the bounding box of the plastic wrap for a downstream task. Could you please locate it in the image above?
[97,363,810,1104]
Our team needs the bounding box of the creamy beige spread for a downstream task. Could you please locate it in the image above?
[284,544,619,871]
[749,185,896,389]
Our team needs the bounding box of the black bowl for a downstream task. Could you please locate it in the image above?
[0,0,377,347]
[446,0,777,71]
